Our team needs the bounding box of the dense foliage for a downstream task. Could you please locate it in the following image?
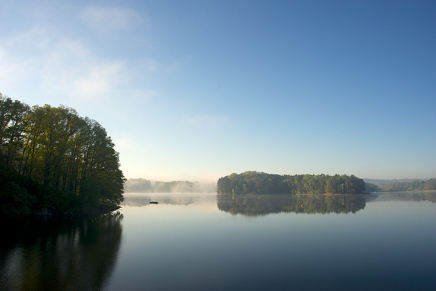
[380,179,436,192]
[0,94,125,217]
[364,182,379,192]
[217,171,366,195]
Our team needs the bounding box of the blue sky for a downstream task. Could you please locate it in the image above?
[1,0,435,181]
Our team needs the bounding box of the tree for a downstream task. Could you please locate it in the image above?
[0,94,30,169]
[0,94,126,215]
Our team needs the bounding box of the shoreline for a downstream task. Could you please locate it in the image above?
[31,204,121,219]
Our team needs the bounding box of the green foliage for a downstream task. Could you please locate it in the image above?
[424,178,436,190]
[0,93,125,217]
[217,171,366,195]
[364,182,379,192]
[80,177,101,208]
[380,179,436,192]
[0,179,35,218]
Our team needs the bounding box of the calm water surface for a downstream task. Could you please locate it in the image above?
[2,192,436,290]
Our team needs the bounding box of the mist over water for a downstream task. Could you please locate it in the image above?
[123,178,216,193]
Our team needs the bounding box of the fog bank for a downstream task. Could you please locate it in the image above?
[124,179,217,193]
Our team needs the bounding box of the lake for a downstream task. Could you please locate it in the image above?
[2,192,436,290]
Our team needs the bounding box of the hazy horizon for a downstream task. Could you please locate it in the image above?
[1,1,435,182]
[125,173,436,184]
[125,175,434,185]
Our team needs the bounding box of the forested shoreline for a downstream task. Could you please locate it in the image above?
[217,171,366,195]
[378,179,436,192]
[0,94,125,217]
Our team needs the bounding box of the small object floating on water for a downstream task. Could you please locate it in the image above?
[150,201,158,204]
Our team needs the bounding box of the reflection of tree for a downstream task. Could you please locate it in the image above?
[379,192,436,203]
[217,194,367,216]
[0,213,123,291]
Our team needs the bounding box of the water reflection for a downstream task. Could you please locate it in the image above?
[0,212,123,291]
[217,194,371,216]
[122,194,206,207]
[375,191,436,202]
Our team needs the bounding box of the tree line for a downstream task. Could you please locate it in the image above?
[364,182,379,192]
[0,93,125,217]
[217,171,366,195]
[379,179,436,192]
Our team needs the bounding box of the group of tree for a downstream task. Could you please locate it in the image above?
[217,171,366,195]
[124,178,216,193]
[0,93,125,217]
[379,179,436,192]
[364,182,379,192]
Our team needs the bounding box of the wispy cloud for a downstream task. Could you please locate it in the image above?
[183,114,231,128]
[70,61,125,98]
[0,25,158,102]
[81,6,140,32]
[38,34,127,100]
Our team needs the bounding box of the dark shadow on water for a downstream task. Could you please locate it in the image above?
[0,212,123,291]
[217,194,372,216]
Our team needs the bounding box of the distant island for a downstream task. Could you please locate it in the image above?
[124,178,216,193]
[0,94,125,218]
[217,171,366,195]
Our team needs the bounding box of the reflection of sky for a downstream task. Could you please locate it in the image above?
[121,193,218,208]
[107,194,436,290]
[369,191,436,204]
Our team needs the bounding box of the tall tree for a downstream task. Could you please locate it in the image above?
[1,94,126,212]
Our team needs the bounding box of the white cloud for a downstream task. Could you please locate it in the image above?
[70,62,125,98]
[183,114,231,127]
[0,26,158,102]
[40,36,127,100]
[81,6,140,32]
[0,27,48,96]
